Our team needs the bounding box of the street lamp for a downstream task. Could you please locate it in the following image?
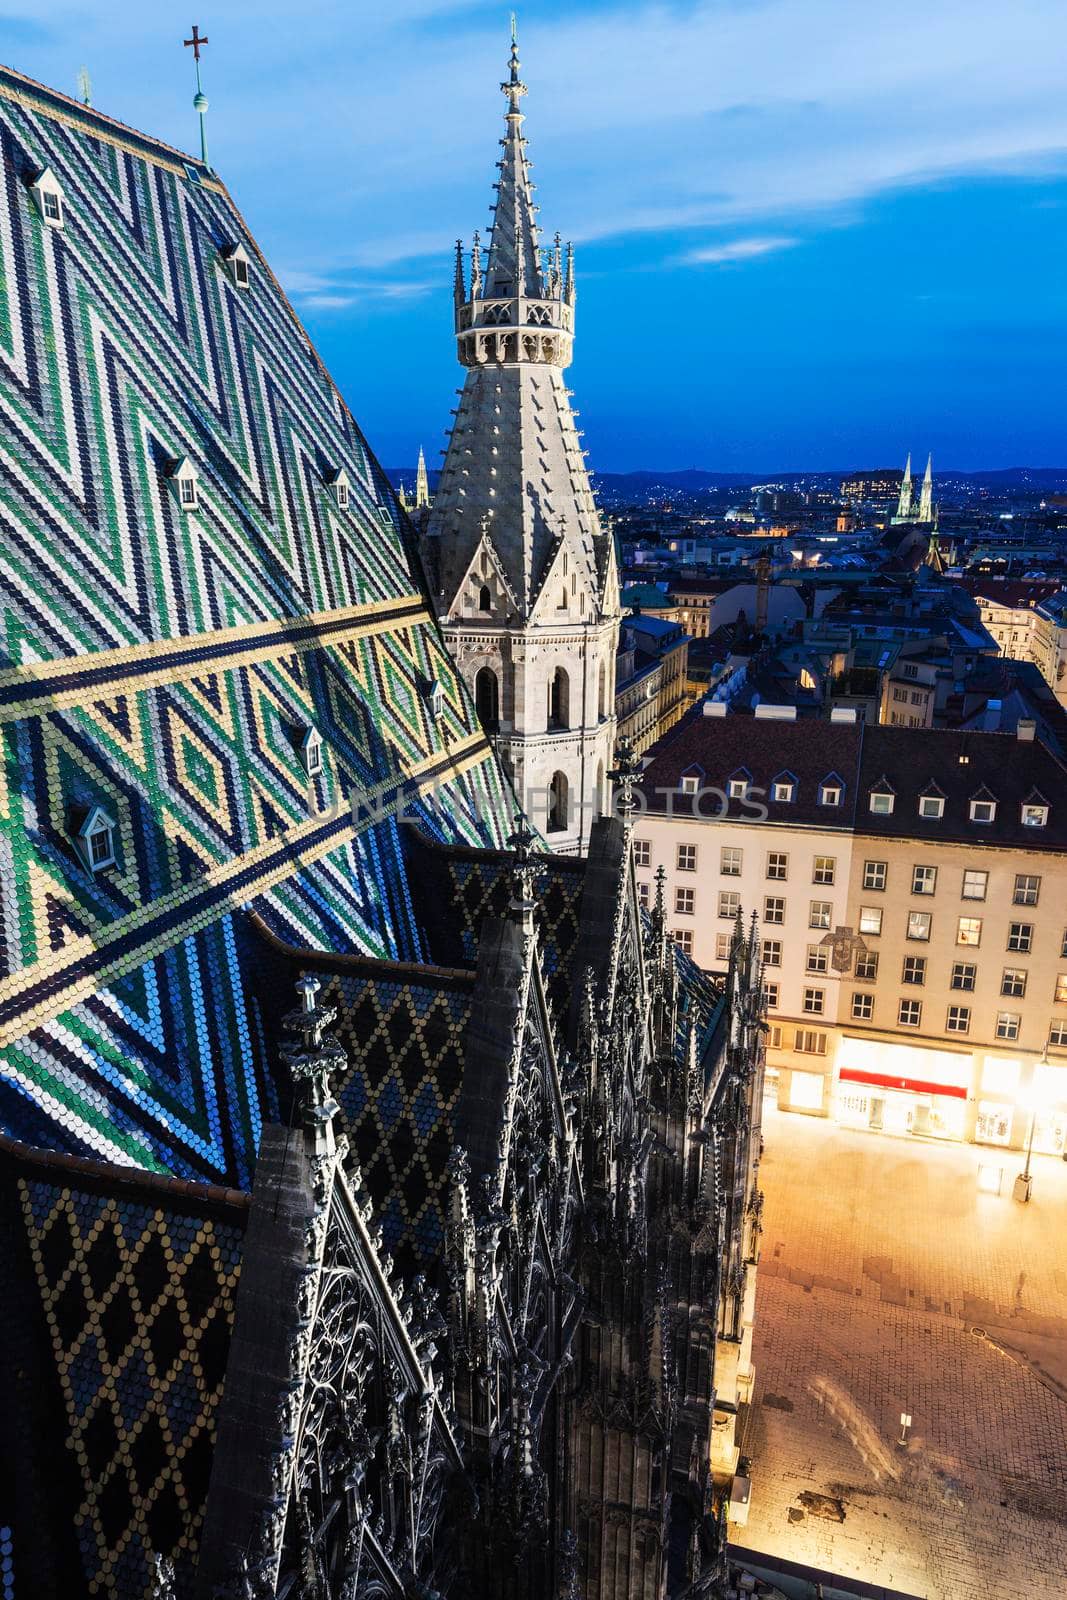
[1013,1040,1049,1204]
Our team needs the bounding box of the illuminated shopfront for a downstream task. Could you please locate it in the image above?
[834,1036,971,1141]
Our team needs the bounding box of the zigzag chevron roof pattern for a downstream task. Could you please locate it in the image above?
[0,68,513,1184]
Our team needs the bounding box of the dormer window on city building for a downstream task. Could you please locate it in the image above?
[727,769,751,800]
[919,787,946,820]
[1021,791,1049,828]
[71,804,117,873]
[869,782,895,815]
[818,775,843,807]
[969,791,997,824]
[679,765,703,796]
[28,167,65,228]
[300,727,323,779]
[169,457,200,511]
[219,242,251,288]
[772,773,796,803]
[324,468,350,510]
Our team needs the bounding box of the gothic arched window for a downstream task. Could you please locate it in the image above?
[548,667,569,731]
[475,666,499,732]
[478,583,491,612]
[548,771,568,834]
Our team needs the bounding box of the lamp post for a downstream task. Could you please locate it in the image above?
[1013,1040,1048,1204]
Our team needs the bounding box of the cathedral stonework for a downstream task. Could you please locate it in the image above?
[423,39,620,855]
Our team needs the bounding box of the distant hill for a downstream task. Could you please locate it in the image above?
[385,465,1067,495]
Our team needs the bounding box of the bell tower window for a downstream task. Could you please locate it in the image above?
[548,667,569,731]
[478,584,491,612]
[548,771,569,834]
[475,666,499,731]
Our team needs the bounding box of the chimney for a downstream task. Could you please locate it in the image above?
[703,700,727,718]
[1017,718,1036,742]
[753,704,797,722]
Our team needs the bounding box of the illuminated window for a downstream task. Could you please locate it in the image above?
[995,1011,1021,1041]
[962,870,988,901]
[718,845,740,875]
[859,906,883,936]
[851,992,874,1021]
[813,856,836,885]
[762,939,782,967]
[863,860,887,891]
[912,865,937,895]
[716,933,732,961]
[676,888,695,916]
[766,852,788,880]
[803,987,825,1015]
[855,950,879,980]
[898,999,922,1028]
[908,911,932,941]
[1014,874,1040,906]
[806,945,829,974]
[957,916,982,947]
[950,962,976,991]
[1001,968,1027,998]
[678,843,698,872]
[1022,803,1049,828]
[1007,922,1033,953]
[1050,1019,1067,1047]
[902,956,926,986]
[809,900,832,930]
[763,896,785,925]
[717,891,739,919]
[633,839,651,868]
[946,1005,971,1033]
[763,982,780,1009]
[1055,975,1067,1004]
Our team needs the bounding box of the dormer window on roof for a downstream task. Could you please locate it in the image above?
[425,679,445,720]
[300,727,323,779]
[818,775,843,807]
[679,764,704,796]
[919,787,946,820]
[1022,793,1049,828]
[28,167,65,228]
[168,457,200,511]
[869,781,895,815]
[71,804,117,873]
[969,790,997,824]
[219,242,251,288]
[727,769,751,800]
[772,773,796,803]
[324,468,350,510]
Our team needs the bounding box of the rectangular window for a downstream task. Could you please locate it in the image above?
[762,939,782,967]
[995,1011,1021,1041]
[1050,1019,1067,1047]
[902,956,926,986]
[950,962,976,991]
[794,1029,827,1055]
[1056,974,1067,1004]
[728,778,749,799]
[43,189,62,223]
[715,933,732,962]
[1022,805,1048,828]
[676,888,695,915]
[859,906,883,936]
[907,911,931,941]
[766,851,788,880]
[718,845,739,875]
[1001,968,1027,998]
[633,839,651,868]
[676,843,697,872]
[863,860,887,891]
[179,476,197,507]
[892,685,907,702]
[763,982,780,1009]
[809,900,832,930]
[957,916,982,947]
[970,799,996,823]
[802,987,825,1015]
[672,928,693,955]
[855,950,879,981]
[772,781,794,803]
[680,775,698,795]
[898,998,922,1027]
[637,882,649,909]
[806,945,829,974]
[870,792,894,814]
[851,992,874,1021]
[962,869,988,901]
[820,784,842,807]
[768,1023,784,1049]
[717,891,739,919]
[912,865,937,896]
[763,896,785,925]
[946,1005,971,1033]
[919,794,944,817]
[1013,873,1040,906]
[813,856,836,885]
[1008,922,1033,953]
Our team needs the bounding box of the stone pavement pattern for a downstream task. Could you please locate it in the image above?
[733,1104,1067,1599]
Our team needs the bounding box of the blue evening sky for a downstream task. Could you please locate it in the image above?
[7,1,1067,471]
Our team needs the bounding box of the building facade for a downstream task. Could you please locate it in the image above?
[614,612,693,756]
[634,709,1067,1159]
[421,40,619,853]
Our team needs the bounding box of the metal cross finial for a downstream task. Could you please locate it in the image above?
[184,23,208,61]
[184,24,212,168]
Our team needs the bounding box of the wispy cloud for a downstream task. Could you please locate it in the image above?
[682,235,799,265]
[277,268,434,312]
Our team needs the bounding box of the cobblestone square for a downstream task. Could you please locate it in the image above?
[733,1102,1067,1598]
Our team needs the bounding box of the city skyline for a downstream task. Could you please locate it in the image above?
[8,0,1067,472]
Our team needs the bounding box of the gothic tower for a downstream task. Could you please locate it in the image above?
[422,33,620,854]
[918,451,934,523]
[894,451,913,520]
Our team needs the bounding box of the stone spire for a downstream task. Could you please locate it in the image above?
[485,32,542,300]
[895,453,913,521]
[918,452,933,523]
[415,445,431,509]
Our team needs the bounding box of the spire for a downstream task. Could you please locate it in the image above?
[415,446,431,509]
[484,27,542,298]
[183,25,211,169]
[895,453,912,521]
[453,238,466,307]
[918,452,933,523]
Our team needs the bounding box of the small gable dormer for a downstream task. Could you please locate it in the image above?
[28,166,65,228]
[219,241,251,289]
[818,772,844,807]
[727,767,752,800]
[679,763,704,796]
[771,771,797,803]
[300,726,323,779]
[168,456,200,512]
[1021,787,1049,828]
[425,679,445,721]
[71,803,117,873]
[324,468,350,510]
[969,785,997,824]
[918,782,946,820]
[868,777,896,815]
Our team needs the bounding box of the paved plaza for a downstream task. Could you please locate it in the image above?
[733,1102,1067,1599]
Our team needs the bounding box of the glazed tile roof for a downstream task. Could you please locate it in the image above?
[0,67,513,1183]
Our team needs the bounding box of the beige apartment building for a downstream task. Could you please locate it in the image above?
[966,580,1067,708]
[634,706,1067,1160]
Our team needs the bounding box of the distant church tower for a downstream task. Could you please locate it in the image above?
[422,33,619,852]
[415,444,431,510]
[894,452,913,521]
[893,450,934,525]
